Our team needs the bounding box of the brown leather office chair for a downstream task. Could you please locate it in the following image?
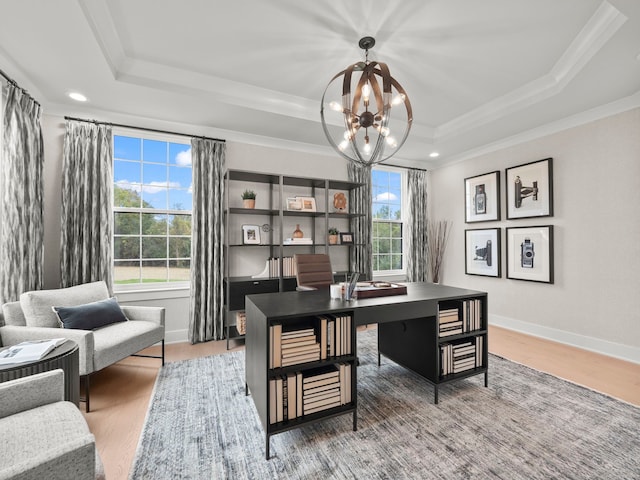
[294,254,333,290]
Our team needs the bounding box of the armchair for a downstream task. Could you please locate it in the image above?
[0,369,104,480]
[0,281,165,412]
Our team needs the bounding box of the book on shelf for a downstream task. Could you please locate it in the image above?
[0,338,67,365]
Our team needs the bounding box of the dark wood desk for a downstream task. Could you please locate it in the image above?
[246,282,487,458]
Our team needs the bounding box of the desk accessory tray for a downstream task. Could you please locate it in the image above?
[354,282,407,299]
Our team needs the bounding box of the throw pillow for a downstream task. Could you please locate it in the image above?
[20,281,111,328]
[53,297,128,330]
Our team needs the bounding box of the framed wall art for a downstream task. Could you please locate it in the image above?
[505,158,553,219]
[465,228,501,278]
[242,224,261,245]
[506,225,554,283]
[464,171,500,223]
[286,197,302,211]
[297,196,317,212]
[339,232,354,244]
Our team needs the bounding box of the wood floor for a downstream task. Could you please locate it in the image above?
[83,325,640,480]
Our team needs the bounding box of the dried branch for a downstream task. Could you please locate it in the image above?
[427,220,452,284]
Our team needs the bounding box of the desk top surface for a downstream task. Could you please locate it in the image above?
[246,282,486,320]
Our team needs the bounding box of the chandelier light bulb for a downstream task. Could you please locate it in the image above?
[320,36,413,166]
[362,83,371,102]
[329,101,343,112]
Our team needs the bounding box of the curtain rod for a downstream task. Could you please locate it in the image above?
[64,116,225,143]
[0,68,41,107]
[380,163,428,172]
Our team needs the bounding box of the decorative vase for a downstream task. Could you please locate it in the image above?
[329,234,338,245]
[293,224,303,238]
[243,199,255,209]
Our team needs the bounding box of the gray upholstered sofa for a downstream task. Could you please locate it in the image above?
[0,281,165,411]
[0,369,105,480]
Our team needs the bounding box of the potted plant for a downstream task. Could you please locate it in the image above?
[241,190,256,209]
[328,227,340,245]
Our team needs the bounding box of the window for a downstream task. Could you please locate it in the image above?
[113,132,192,287]
[372,167,405,274]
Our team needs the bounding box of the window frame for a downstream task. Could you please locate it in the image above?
[112,127,193,292]
[371,165,407,278]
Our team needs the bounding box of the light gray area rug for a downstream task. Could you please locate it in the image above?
[130,329,639,479]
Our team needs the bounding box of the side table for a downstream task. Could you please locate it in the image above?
[0,340,80,406]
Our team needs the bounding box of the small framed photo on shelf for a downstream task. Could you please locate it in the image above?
[464,171,500,223]
[505,158,553,219]
[506,225,554,283]
[339,232,354,244]
[296,196,317,212]
[286,197,302,211]
[465,228,501,278]
[242,224,261,245]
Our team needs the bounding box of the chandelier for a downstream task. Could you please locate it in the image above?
[321,36,413,166]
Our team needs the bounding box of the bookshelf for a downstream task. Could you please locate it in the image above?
[245,297,357,459]
[378,295,488,404]
[224,169,364,348]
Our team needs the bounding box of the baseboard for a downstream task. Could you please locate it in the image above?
[489,314,640,365]
[165,329,189,344]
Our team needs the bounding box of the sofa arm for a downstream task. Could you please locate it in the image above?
[0,433,96,480]
[0,325,94,376]
[0,370,64,419]
[121,305,165,327]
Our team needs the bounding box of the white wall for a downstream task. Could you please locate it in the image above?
[40,114,347,343]
[429,107,640,363]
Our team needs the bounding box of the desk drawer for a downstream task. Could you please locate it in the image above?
[354,301,437,326]
[228,279,279,311]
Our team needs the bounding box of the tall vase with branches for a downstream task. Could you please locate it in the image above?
[428,220,452,284]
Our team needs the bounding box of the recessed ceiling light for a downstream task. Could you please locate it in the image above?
[68,92,87,102]
[429,152,440,158]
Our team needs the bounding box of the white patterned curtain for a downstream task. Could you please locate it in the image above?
[348,162,372,281]
[406,169,429,282]
[189,138,226,343]
[60,120,114,291]
[0,83,44,303]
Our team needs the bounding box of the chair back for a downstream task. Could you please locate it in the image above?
[295,254,333,290]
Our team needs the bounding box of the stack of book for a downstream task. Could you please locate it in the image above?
[269,372,302,424]
[318,314,352,358]
[302,363,351,415]
[235,311,246,335]
[268,364,352,424]
[461,298,482,332]
[440,337,483,375]
[283,237,313,245]
[270,325,321,368]
[267,256,298,277]
[438,307,462,337]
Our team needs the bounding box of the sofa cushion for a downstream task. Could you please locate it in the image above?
[20,281,110,328]
[92,320,164,372]
[53,297,128,330]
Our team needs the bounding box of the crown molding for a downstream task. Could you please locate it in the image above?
[434,1,626,141]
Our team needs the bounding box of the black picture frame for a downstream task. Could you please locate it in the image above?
[339,232,354,244]
[464,171,501,223]
[506,225,554,283]
[505,158,553,219]
[465,228,501,278]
